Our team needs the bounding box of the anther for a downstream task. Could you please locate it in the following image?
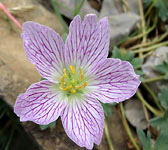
[75,81,88,89]
[70,65,75,75]
[79,67,84,82]
[63,85,72,91]
[70,89,76,93]
[63,69,67,77]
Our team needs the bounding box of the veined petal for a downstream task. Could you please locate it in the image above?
[61,96,104,149]
[89,58,141,103]
[22,22,65,82]
[14,80,67,125]
[65,14,110,71]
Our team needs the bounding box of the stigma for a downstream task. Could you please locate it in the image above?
[59,65,88,94]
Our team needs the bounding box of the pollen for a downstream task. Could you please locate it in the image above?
[79,67,84,82]
[70,65,75,75]
[59,66,88,94]
[75,81,88,89]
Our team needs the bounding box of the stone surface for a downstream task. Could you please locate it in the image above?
[100,0,139,18]
[0,0,63,85]
[108,12,140,48]
[142,47,168,78]
[142,47,168,93]
[100,0,140,49]
[124,99,149,130]
[54,0,99,19]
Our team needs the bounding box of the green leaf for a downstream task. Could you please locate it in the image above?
[136,128,152,150]
[164,73,168,79]
[130,58,143,69]
[155,61,168,74]
[99,101,116,117]
[123,51,134,61]
[39,121,56,130]
[154,133,168,150]
[40,124,49,130]
[112,46,122,59]
[49,121,56,128]
[143,0,153,8]
[158,86,168,109]
[135,70,144,76]
[150,111,168,135]
[155,0,168,22]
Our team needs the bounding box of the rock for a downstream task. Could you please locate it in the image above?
[54,0,99,19]
[126,0,139,14]
[0,0,63,84]
[142,47,168,78]
[108,13,140,48]
[142,47,168,93]
[99,0,118,18]
[124,99,150,130]
[99,0,140,49]
[100,0,139,18]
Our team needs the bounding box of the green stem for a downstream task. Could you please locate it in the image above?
[119,103,140,150]
[142,83,164,111]
[142,51,153,58]
[122,16,157,46]
[121,0,130,12]
[136,89,164,117]
[50,0,69,34]
[133,41,168,54]
[145,0,157,18]
[129,32,168,50]
[73,0,85,16]
[104,118,114,150]
[143,75,165,83]
[138,0,146,58]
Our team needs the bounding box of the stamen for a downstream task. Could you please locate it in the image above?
[75,81,88,89]
[59,76,65,89]
[79,67,84,82]
[63,69,67,77]
[70,65,75,75]
[70,89,76,93]
[63,85,72,91]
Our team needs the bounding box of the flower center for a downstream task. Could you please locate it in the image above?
[59,65,88,94]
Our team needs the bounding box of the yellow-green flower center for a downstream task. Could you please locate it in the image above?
[59,65,88,94]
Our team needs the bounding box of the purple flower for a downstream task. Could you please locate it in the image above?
[14,14,140,149]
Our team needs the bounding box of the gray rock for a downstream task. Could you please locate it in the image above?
[55,0,99,19]
[100,0,119,18]
[142,47,168,93]
[100,0,140,49]
[142,47,168,78]
[124,99,150,130]
[126,0,139,14]
[100,0,139,17]
[108,13,140,48]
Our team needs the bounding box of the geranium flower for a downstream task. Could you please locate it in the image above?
[14,14,140,149]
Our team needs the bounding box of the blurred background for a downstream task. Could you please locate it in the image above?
[0,0,168,150]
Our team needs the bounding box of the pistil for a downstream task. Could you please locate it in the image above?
[59,65,88,94]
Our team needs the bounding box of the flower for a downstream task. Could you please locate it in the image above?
[14,14,140,149]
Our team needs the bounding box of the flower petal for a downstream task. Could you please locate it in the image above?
[89,58,141,103]
[22,22,65,82]
[14,80,67,125]
[65,14,110,70]
[61,96,104,149]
